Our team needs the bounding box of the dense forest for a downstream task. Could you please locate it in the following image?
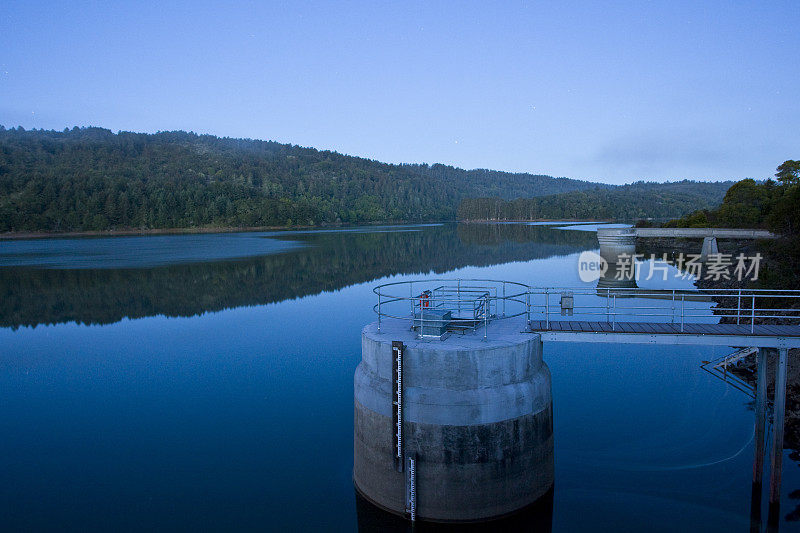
[457,180,734,222]
[663,161,800,234]
[0,126,597,232]
[0,126,740,233]
[662,160,800,287]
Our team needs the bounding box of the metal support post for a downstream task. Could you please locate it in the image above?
[612,294,616,331]
[671,290,675,323]
[680,295,685,332]
[737,289,742,325]
[753,348,767,486]
[769,347,789,511]
[458,279,462,316]
[545,290,550,330]
[483,295,488,341]
[526,291,530,329]
[409,282,414,317]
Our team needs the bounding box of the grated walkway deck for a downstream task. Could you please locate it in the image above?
[527,320,800,348]
[528,320,800,337]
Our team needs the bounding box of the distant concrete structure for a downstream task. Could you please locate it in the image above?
[597,227,636,264]
[354,317,554,522]
[633,228,777,239]
[597,227,777,264]
[699,236,720,262]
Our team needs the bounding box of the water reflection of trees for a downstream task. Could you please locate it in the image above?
[0,224,595,328]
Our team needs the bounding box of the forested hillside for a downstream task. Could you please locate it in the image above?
[457,180,734,222]
[0,126,596,232]
[0,126,740,233]
[663,163,800,232]
[662,161,800,287]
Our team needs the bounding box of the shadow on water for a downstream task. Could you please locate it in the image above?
[355,487,554,533]
[0,223,595,328]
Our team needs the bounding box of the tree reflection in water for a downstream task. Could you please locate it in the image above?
[0,223,595,329]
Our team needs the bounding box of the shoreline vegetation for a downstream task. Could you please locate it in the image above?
[0,225,311,240]
[456,181,732,222]
[0,219,613,241]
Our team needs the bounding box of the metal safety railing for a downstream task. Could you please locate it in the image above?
[374,281,800,338]
[373,279,530,340]
[528,287,800,333]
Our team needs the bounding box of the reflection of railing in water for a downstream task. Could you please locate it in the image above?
[700,347,759,398]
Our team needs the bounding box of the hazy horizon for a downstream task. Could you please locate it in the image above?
[1,1,798,184]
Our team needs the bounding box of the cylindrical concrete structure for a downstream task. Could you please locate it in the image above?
[353,318,554,522]
[597,227,636,264]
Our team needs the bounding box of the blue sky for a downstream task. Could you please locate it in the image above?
[1,1,798,184]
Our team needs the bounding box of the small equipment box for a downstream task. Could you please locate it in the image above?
[413,309,452,337]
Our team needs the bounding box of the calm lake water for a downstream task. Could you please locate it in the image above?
[1,223,797,531]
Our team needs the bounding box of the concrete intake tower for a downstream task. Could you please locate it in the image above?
[354,280,554,522]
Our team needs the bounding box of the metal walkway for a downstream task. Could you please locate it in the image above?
[526,287,800,348]
[528,320,800,348]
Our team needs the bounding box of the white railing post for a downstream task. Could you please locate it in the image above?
[421,295,425,339]
[409,282,414,317]
[377,292,381,332]
[457,279,461,316]
[526,290,530,328]
[680,295,685,332]
[671,290,675,324]
[737,289,742,325]
[545,290,550,329]
[483,295,488,341]
[612,294,616,331]
[502,282,506,317]
[751,295,756,334]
